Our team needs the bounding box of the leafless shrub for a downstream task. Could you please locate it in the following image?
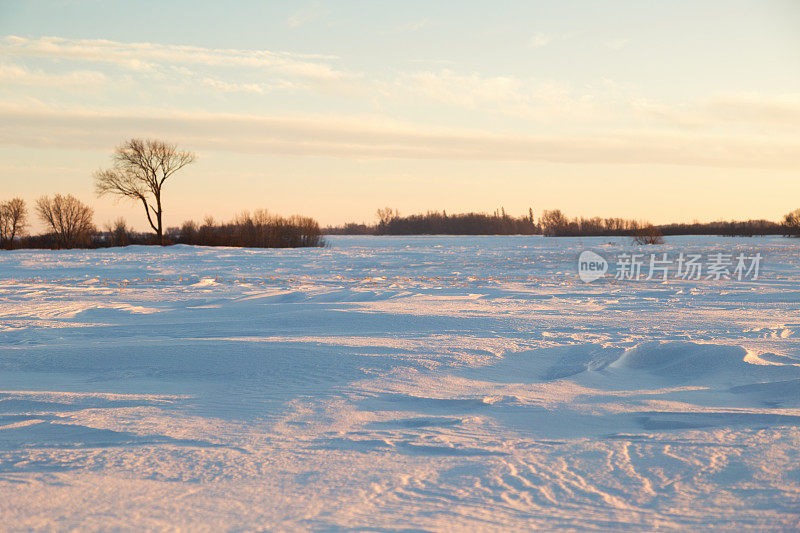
[179,220,199,242]
[632,224,664,245]
[35,194,96,249]
[104,217,133,247]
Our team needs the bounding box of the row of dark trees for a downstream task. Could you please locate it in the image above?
[171,211,323,248]
[538,209,649,237]
[325,207,800,238]
[1,138,325,250]
[326,208,539,235]
[538,209,799,237]
[8,194,796,250]
[0,196,324,250]
[658,219,786,237]
[5,134,800,248]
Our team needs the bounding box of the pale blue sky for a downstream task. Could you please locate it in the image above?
[1,1,798,230]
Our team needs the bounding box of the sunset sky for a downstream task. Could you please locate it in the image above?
[1,0,798,230]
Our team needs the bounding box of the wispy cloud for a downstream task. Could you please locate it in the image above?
[1,104,797,170]
[605,38,630,50]
[705,93,800,127]
[200,78,265,94]
[529,33,552,49]
[394,18,429,33]
[636,92,800,131]
[384,69,584,120]
[2,34,797,170]
[0,62,107,86]
[395,69,530,109]
[1,35,343,80]
[287,2,327,28]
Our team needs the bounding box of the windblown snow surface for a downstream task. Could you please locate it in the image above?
[0,235,799,531]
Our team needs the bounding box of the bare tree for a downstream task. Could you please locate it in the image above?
[632,224,664,245]
[784,208,800,236]
[36,194,96,249]
[0,198,27,250]
[376,207,399,225]
[94,138,195,245]
[539,209,569,236]
[376,207,399,234]
[104,217,133,247]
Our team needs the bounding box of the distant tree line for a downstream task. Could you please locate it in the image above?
[0,138,324,251]
[3,133,800,249]
[326,208,540,235]
[658,219,786,237]
[539,209,646,237]
[325,207,800,239]
[539,211,664,245]
[5,195,799,250]
[538,209,793,238]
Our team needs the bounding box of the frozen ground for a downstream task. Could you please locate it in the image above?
[0,235,798,531]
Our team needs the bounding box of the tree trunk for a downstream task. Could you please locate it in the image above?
[156,195,164,246]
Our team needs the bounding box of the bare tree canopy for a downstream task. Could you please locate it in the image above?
[376,207,399,225]
[0,197,27,250]
[632,224,665,245]
[785,208,800,236]
[94,138,195,245]
[539,209,569,236]
[104,217,133,247]
[36,194,95,249]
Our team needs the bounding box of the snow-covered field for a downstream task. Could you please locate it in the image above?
[0,235,798,531]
